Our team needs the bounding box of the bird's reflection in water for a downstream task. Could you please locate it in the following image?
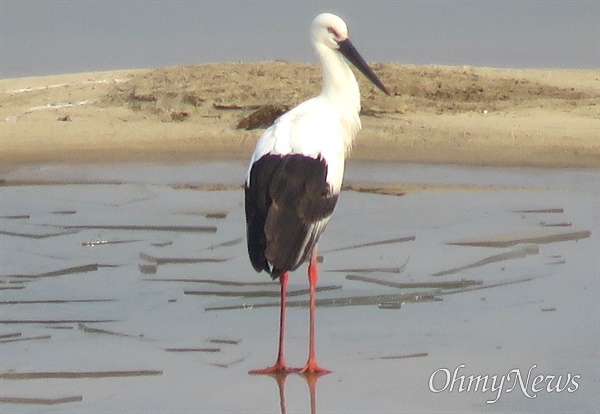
[263,372,328,414]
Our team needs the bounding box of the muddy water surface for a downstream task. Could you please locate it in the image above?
[0,162,598,412]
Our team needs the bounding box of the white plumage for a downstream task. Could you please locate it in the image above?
[248,99,349,193]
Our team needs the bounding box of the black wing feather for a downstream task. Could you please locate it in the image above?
[245,154,338,279]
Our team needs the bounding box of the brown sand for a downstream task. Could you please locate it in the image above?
[1,62,598,171]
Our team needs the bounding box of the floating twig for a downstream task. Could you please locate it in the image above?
[546,260,566,265]
[82,239,141,247]
[540,222,572,227]
[78,324,137,337]
[372,352,429,360]
[323,236,415,253]
[201,237,243,251]
[2,264,98,280]
[205,290,441,311]
[448,230,590,248]
[0,299,115,306]
[209,338,241,345]
[52,210,77,215]
[438,275,540,296]
[152,241,173,247]
[171,183,241,191]
[139,264,157,274]
[210,355,248,369]
[329,264,407,274]
[515,208,564,213]
[0,370,162,380]
[0,395,83,405]
[0,335,51,343]
[143,278,273,287]
[206,274,543,312]
[0,228,77,239]
[165,347,220,353]
[186,285,341,298]
[346,275,481,289]
[0,332,21,340]
[139,253,228,265]
[0,319,118,325]
[64,224,216,233]
[431,245,539,276]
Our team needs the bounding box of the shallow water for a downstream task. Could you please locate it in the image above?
[0,162,598,412]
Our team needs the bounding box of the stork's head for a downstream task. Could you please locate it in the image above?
[311,13,390,96]
[311,13,349,51]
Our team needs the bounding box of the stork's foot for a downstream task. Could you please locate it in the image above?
[298,358,331,376]
[249,360,297,375]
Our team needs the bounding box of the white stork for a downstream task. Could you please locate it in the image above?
[245,12,389,375]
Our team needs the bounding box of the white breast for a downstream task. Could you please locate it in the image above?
[247,96,360,193]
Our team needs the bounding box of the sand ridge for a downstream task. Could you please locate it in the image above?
[1,62,598,170]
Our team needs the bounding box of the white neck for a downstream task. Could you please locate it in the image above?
[315,44,360,108]
[314,44,362,151]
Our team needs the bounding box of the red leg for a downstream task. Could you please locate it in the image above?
[299,251,331,375]
[249,272,295,375]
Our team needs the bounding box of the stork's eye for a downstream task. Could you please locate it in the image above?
[327,26,341,39]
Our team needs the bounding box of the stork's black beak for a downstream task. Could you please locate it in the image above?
[338,38,390,96]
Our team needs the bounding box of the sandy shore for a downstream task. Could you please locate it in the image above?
[1,62,598,171]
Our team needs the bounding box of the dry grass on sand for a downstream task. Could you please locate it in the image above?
[1,62,598,170]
